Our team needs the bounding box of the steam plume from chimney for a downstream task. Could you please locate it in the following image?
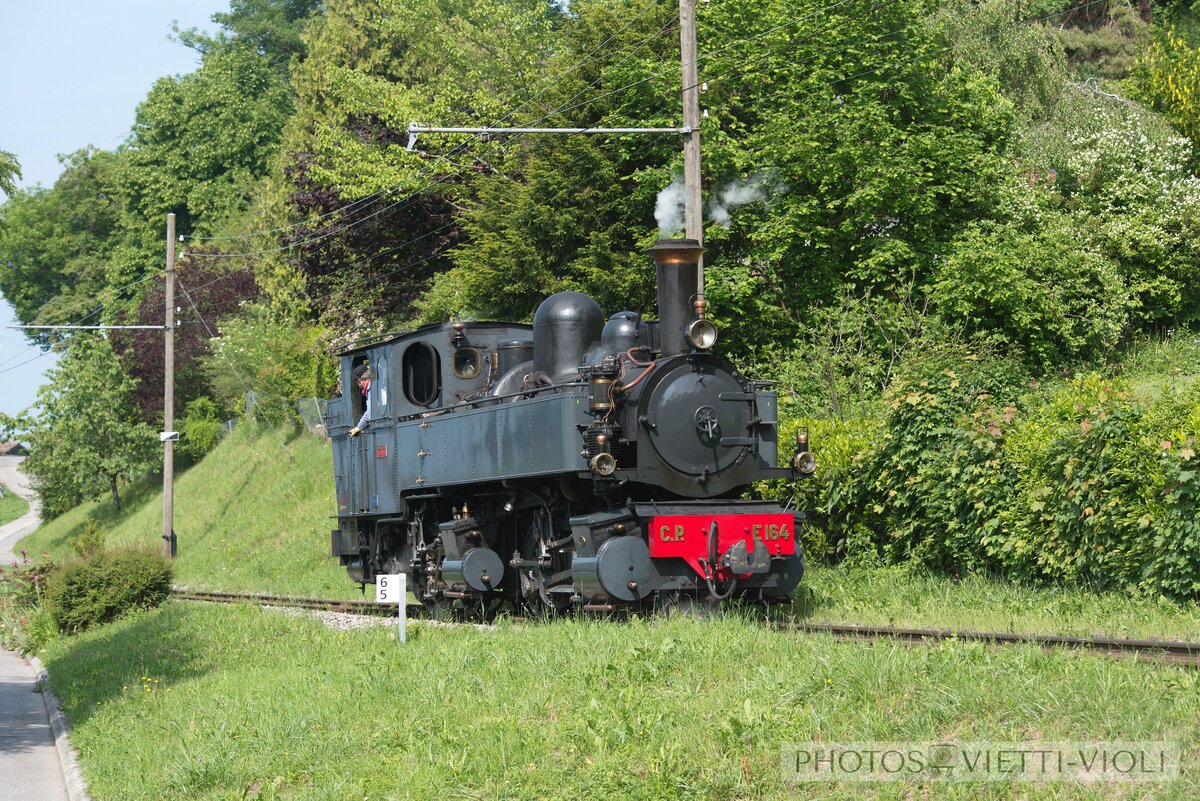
[654,178,687,237]
[707,173,777,227]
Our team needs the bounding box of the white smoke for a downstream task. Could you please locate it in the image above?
[707,173,777,228]
[654,178,688,237]
[656,173,785,237]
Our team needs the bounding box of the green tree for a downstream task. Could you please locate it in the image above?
[1,44,294,352]
[933,214,1130,368]
[111,44,295,287]
[0,149,124,340]
[418,0,1017,360]
[276,0,565,330]
[0,337,157,519]
[990,93,1200,347]
[415,0,680,324]
[1131,30,1200,154]
[204,302,337,419]
[175,0,323,73]
[0,150,20,198]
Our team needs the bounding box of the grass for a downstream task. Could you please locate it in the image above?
[17,423,357,598]
[791,564,1200,641]
[0,483,29,528]
[1111,330,1200,400]
[41,601,1200,801]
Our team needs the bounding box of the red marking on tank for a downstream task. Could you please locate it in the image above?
[648,513,795,580]
[375,445,388,458]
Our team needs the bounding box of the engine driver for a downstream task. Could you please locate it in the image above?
[348,364,370,437]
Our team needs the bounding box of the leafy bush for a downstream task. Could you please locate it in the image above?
[765,415,882,563]
[998,376,1200,597]
[71,518,105,559]
[45,548,173,634]
[1005,94,1200,341]
[996,377,1161,585]
[934,218,1130,369]
[179,396,224,462]
[0,555,60,652]
[1148,432,1200,598]
[0,556,57,610]
[838,344,1030,573]
[205,303,337,421]
[797,351,1200,598]
[1131,30,1200,153]
[744,285,941,422]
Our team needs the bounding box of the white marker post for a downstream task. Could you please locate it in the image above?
[375,573,406,643]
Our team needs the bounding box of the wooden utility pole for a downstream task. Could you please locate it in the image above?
[162,213,177,558]
[410,5,704,284]
[13,219,178,551]
[680,0,704,295]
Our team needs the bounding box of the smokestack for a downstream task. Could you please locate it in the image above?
[647,238,704,357]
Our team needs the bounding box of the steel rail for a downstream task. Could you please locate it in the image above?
[171,589,1200,666]
[171,589,423,617]
[782,622,1200,667]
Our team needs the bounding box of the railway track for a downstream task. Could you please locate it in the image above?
[170,589,1200,666]
[170,589,424,617]
[782,622,1200,666]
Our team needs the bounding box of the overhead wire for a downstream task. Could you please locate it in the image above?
[487,12,682,133]
[0,268,167,375]
[185,0,673,246]
[252,132,668,328]
[457,0,675,134]
[169,0,936,305]
[171,11,689,416]
[178,117,669,337]
[348,134,665,284]
[539,0,874,122]
[178,139,659,454]
[186,0,873,268]
[535,0,1105,128]
[179,7,686,299]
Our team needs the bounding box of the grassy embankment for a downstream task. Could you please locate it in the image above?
[17,423,357,599]
[41,601,1200,801]
[17,418,1200,638]
[0,484,28,528]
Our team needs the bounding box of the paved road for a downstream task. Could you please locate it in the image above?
[0,455,40,564]
[0,455,71,801]
[0,651,69,801]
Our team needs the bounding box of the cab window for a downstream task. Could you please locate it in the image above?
[403,342,440,406]
[452,347,482,379]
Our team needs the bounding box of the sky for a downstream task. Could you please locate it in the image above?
[0,1,228,418]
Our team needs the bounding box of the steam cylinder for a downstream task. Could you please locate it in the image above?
[647,239,704,357]
[533,291,603,382]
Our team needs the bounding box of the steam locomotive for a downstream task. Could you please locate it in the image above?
[324,239,815,613]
